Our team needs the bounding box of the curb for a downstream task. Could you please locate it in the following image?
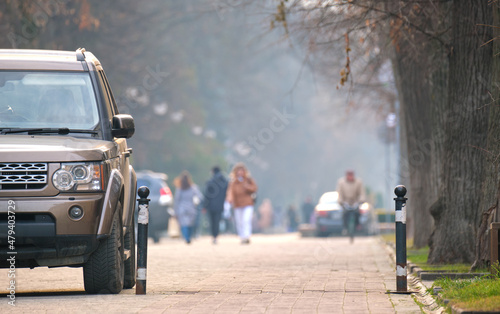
[387,242,497,314]
[409,264,487,281]
[420,272,487,281]
[450,304,500,314]
[380,239,446,314]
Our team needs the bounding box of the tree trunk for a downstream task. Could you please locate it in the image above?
[388,1,451,248]
[471,203,496,271]
[472,2,500,269]
[488,3,500,227]
[428,1,493,264]
[392,53,435,248]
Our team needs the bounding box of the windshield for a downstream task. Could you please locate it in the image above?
[0,71,99,131]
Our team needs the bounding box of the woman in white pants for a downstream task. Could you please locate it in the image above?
[226,163,258,244]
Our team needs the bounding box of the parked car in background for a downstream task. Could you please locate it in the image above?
[314,192,343,237]
[136,170,173,242]
[314,191,377,237]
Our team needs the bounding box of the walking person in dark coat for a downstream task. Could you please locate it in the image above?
[203,166,228,244]
[301,196,315,224]
[287,205,299,232]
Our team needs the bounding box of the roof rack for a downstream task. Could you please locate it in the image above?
[76,48,86,61]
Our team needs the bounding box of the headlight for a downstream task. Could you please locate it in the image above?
[359,202,370,211]
[53,162,103,191]
[52,170,74,191]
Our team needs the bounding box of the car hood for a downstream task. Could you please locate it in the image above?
[0,135,118,162]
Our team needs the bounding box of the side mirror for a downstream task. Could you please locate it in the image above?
[112,114,135,138]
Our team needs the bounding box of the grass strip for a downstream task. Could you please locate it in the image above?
[381,233,499,311]
[435,275,500,311]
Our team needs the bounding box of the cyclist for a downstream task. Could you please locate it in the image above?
[336,170,366,235]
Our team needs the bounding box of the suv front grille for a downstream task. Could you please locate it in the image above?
[0,163,48,190]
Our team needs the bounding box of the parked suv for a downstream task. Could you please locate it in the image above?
[0,48,137,294]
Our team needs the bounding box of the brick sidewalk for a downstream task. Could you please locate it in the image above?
[0,234,421,313]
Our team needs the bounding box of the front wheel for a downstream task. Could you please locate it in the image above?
[347,212,356,243]
[83,207,124,294]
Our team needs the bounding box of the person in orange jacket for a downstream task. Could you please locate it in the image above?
[226,162,258,244]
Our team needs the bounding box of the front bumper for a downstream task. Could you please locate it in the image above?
[0,194,104,267]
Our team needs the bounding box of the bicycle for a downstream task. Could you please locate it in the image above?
[343,203,359,243]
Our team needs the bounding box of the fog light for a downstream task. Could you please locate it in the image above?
[69,206,84,220]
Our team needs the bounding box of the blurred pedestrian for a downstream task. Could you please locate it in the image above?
[258,198,273,233]
[287,205,298,232]
[203,166,228,244]
[337,170,366,233]
[273,205,283,230]
[192,200,203,239]
[226,162,258,244]
[221,201,234,234]
[301,196,314,224]
[173,171,203,244]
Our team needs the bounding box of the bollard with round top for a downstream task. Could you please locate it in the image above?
[136,186,150,295]
[138,186,150,199]
[394,185,407,198]
[394,185,408,293]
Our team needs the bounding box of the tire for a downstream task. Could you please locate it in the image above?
[347,212,356,243]
[83,207,124,294]
[123,220,136,289]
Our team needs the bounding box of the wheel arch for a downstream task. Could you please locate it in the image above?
[97,169,124,236]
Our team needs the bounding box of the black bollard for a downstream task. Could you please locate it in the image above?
[136,186,150,295]
[394,185,408,292]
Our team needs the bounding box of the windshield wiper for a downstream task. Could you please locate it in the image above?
[0,128,98,135]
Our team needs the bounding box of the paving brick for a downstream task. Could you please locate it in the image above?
[0,234,422,313]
